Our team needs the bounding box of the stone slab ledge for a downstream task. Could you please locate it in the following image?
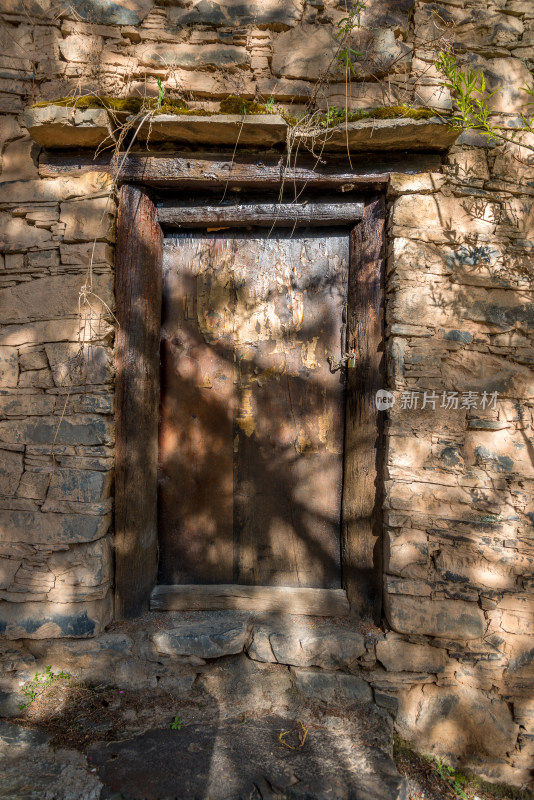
[300,116,460,152]
[24,104,460,152]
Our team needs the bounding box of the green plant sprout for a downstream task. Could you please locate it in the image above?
[156,77,165,109]
[432,757,469,800]
[335,2,365,77]
[19,665,71,710]
[333,1,366,168]
[435,50,534,154]
[170,716,182,730]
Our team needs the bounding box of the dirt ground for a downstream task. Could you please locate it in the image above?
[4,677,534,800]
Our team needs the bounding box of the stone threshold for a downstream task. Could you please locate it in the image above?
[150,610,368,668]
[151,584,350,615]
[24,104,459,152]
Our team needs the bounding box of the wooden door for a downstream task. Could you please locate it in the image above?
[158,230,349,589]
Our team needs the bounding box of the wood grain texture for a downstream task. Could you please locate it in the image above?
[39,151,442,188]
[159,232,347,589]
[115,185,163,619]
[150,584,350,616]
[157,202,364,227]
[158,235,235,586]
[342,196,385,621]
[231,235,348,589]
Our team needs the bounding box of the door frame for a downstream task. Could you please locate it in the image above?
[114,158,386,621]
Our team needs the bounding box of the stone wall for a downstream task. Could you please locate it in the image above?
[0,0,534,789]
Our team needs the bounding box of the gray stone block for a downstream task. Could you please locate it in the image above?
[385,594,485,639]
[66,0,159,25]
[0,449,23,496]
[374,690,399,713]
[169,0,303,28]
[45,343,113,388]
[16,469,51,500]
[397,683,519,762]
[17,368,54,389]
[0,393,56,417]
[0,274,114,325]
[134,114,288,147]
[152,614,251,659]
[0,415,113,446]
[0,557,21,589]
[0,721,50,745]
[292,667,373,705]
[0,594,112,639]
[376,638,449,673]
[248,623,366,669]
[139,44,248,70]
[2,0,154,25]
[0,347,18,388]
[273,23,336,81]
[0,691,25,717]
[0,213,54,252]
[197,653,293,707]
[47,468,112,503]
[0,508,111,544]
[60,197,115,243]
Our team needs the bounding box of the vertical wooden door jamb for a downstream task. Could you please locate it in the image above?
[342,195,386,621]
[114,185,163,618]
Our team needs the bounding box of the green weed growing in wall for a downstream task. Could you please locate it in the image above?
[435,50,534,154]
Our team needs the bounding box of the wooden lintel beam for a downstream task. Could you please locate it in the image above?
[157,201,364,227]
[39,151,442,188]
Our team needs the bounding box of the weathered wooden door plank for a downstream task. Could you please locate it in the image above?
[115,185,163,619]
[231,234,347,589]
[157,202,364,227]
[150,584,350,616]
[342,196,385,621]
[158,235,236,585]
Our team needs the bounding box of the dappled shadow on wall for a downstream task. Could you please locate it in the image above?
[388,191,534,783]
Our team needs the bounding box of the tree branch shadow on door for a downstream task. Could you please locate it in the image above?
[157,229,359,591]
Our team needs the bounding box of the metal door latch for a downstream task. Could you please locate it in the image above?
[327,352,355,373]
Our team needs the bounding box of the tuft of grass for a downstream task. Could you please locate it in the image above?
[432,756,469,800]
[393,736,534,800]
[456,772,534,800]
[19,665,71,710]
[218,95,272,114]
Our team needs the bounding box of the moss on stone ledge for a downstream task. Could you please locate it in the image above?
[219,95,272,114]
[30,95,195,115]
[30,96,444,127]
[283,104,443,128]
